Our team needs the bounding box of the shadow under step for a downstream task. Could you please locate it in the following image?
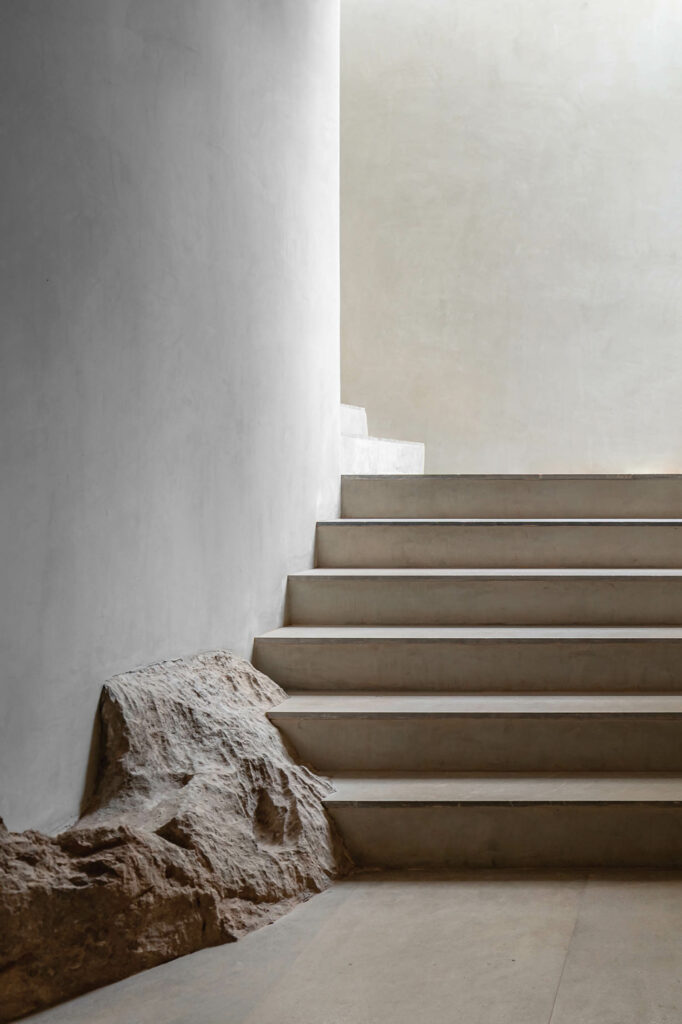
[317,518,682,569]
[254,626,682,692]
[324,772,682,868]
[288,569,682,627]
[268,693,682,772]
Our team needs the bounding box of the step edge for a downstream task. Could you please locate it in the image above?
[341,473,682,481]
[290,569,682,578]
[255,629,682,641]
[268,709,682,720]
[324,797,682,807]
[318,518,682,526]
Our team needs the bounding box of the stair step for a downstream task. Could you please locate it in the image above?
[288,568,682,627]
[324,773,682,867]
[267,473,682,866]
[341,474,682,519]
[341,436,425,476]
[340,403,368,438]
[317,518,682,568]
[254,625,682,692]
[327,771,682,804]
[268,693,682,772]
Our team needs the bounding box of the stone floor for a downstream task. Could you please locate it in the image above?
[27,871,682,1024]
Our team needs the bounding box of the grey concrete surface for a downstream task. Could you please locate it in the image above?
[326,775,682,867]
[342,1,682,474]
[269,693,682,772]
[254,625,682,692]
[317,518,682,568]
[23,872,682,1023]
[275,692,682,715]
[287,568,682,627]
[328,771,682,803]
[331,808,682,869]
[270,473,682,869]
[340,475,682,519]
[0,0,340,832]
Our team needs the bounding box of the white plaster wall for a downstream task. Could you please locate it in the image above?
[0,0,340,832]
[342,0,682,472]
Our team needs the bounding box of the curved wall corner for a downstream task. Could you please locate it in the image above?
[0,0,340,832]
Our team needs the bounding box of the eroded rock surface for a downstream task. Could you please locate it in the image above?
[0,651,349,1022]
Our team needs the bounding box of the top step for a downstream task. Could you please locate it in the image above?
[342,475,682,520]
[340,404,369,438]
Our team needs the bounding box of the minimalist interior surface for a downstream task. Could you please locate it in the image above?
[24,872,682,1024]
[342,0,682,472]
[257,475,682,869]
[0,0,340,835]
[3,2,682,1022]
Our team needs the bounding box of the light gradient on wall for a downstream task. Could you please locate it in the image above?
[342,0,682,472]
[0,0,340,832]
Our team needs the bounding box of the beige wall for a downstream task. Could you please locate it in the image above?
[342,0,682,472]
[0,0,339,832]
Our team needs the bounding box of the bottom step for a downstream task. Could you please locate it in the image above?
[325,774,682,868]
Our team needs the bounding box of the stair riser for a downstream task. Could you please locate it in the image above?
[288,577,682,627]
[270,713,682,771]
[253,637,682,692]
[327,804,682,868]
[317,522,682,568]
[342,476,682,520]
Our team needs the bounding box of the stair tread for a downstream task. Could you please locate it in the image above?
[269,693,682,716]
[342,473,682,480]
[325,772,682,804]
[259,625,682,639]
[321,518,682,525]
[293,568,682,577]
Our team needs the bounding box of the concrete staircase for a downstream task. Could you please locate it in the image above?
[254,474,682,868]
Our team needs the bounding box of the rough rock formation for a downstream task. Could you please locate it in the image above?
[0,651,350,1022]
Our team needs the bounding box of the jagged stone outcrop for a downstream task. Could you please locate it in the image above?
[0,651,350,1022]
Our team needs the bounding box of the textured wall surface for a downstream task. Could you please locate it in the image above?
[0,651,348,1021]
[0,0,340,832]
[342,0,682,472]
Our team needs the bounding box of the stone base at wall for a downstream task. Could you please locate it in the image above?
[0,651,350,1022]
